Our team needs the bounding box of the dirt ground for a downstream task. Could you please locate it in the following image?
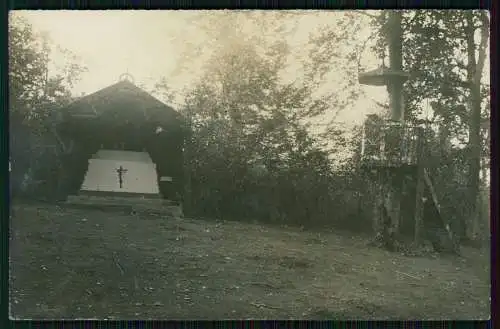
[9,202,490,320]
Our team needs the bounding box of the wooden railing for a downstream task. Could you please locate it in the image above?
[360,121,424,168]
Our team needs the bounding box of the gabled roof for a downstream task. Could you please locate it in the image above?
[62,80,183,126]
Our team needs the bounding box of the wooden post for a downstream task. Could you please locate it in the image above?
[373,170,384,240]
[383,10,404,248]
[182,128,192,215]
[389,171,402,239]
[387,10,404,122]
[413,129,425,244]
[423,168,454,246]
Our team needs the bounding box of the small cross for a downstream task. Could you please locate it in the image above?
[115,165,128,188]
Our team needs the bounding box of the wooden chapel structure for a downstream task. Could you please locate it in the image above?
[54,74,187,205]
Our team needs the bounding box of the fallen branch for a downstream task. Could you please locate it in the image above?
[53,271,75,296]
[395,270,421,280]
[134,276,140,290]
[112,254,125,275]
[250,302,281,310]
[355,11,380,19]
[248,281,279,289]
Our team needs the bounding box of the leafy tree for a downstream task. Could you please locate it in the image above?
[362,10,490,243]
[304,10,490,244]
[9,14,87,198]
[176,18,352,228]
[149,77,176,105]
[171,11,303,81]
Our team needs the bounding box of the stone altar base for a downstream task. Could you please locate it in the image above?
[66,192,183,218]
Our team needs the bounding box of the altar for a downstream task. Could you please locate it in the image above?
[80,150,160,195]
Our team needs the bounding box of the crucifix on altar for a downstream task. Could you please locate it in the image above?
[58,72,186,204]
[115,165,128,188]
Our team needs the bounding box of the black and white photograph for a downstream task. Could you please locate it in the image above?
[9,10,490,320]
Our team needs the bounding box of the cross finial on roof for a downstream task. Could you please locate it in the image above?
[119,70,135,84]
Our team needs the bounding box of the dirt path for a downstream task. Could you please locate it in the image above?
[9,202,490,319]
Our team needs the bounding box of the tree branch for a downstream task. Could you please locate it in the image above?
[455,60,469,71]
[371,99,389,110]
[355,11,380,19]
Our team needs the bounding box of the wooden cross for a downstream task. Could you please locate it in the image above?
[115,165,128,188]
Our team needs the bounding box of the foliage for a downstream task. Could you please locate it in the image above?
[10,11,489,243]
[176,19,372,230]
[365,10,490,241]
[401,10,489,240]
[175,10,490,238]
[9,15,87,199]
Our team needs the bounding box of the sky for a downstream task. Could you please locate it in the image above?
[12,10,490,167]
[17,11,193,97]
[15,10,389,129]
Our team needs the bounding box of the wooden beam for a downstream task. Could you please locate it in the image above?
[413,131,425,244]
[423,168,453,241]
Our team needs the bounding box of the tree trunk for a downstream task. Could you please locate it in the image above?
[479,156,489,238]
[183,134,193,216]
[464,11,488,241]
[387,10,405,122]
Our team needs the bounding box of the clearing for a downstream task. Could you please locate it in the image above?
[9,202,490,320]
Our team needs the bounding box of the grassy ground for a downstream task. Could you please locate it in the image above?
[9,202,490,320]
